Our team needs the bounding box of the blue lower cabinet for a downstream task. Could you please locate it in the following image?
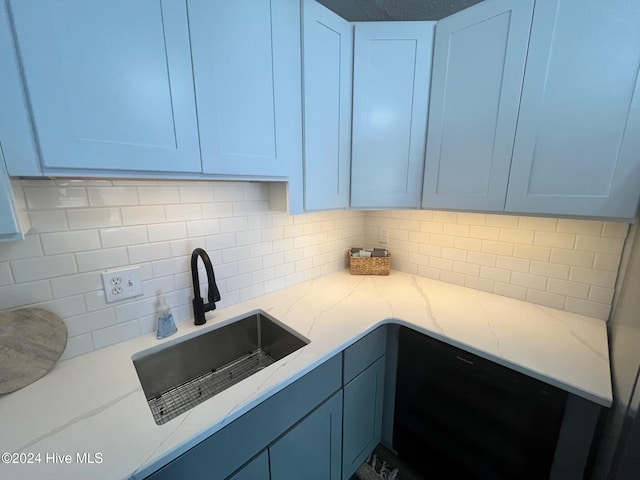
[227,450,269,480]
[342,356,386,480]
[269,390,343,480]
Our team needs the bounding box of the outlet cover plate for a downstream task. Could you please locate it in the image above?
[101,267,143,303]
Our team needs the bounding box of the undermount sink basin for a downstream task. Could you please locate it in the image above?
[132,310,309,425]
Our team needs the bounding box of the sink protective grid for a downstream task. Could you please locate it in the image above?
[148,349,275,425]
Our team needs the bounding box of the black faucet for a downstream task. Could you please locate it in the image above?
[191,248,221,326]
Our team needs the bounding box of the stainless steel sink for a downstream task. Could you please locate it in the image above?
[132,310,309,425]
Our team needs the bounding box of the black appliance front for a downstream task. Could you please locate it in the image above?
[393,327,567,479]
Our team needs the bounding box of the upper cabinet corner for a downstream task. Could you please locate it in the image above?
[302,0,353,211]
[350,21,435,209]
[189,0,302,178]
[422,0,534,211]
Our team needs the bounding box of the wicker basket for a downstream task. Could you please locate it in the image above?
[349,251,391,275]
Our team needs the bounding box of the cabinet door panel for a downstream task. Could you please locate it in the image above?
[10,0,200,173]
[343,356,385,480]
[422,0,534,211]
[351,22,435,208]
[302,0,352,210]
[270,390,342,480]
[506,0,640,218]
[0,1,40,176]
[227,451,269,480]
[190,0,301,177]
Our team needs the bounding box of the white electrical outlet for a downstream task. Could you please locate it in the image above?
[101,267,143,303]
[379,228,389,244]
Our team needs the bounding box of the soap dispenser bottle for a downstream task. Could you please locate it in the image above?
[156,292,177,339]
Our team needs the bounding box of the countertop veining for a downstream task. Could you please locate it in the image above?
[0,270,611,480]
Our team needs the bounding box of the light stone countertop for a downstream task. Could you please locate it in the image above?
[0,270,612,480]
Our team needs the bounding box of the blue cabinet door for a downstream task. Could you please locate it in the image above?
[506,0,640,218]
[302,0,353,211]
[351,22,435,208]
[226,451,269,480]
[9,0,201,174]
[189,0,302,178]
[0,1,40,176]
[269,390,342,480]
[342,356,385,480]
[422,0,534,211]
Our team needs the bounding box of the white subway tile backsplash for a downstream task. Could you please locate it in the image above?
[28,210,69,233]
[526,289,564,309]
[121,206,165,226]
[480,265,511,283]
[25,187,88,210]
[0,263,12,286]
[499,228,535,245]
[575,235,625,254]
[60,334,94,361]
[556,219,603,235]
[12,254,77,283]
[469,225,500,240]
[549,248,595,268]
[128,243,170,264]
[485,214,518,228]
[565,297,611,319]
[88,186,139,206]
[41,230,101,255]
[166,204,203,222]
[546,278,589,299]
[493,282,526,301]
[518,216,557,232]
[602,222,629,238]
[529,261,570,280]
[51,272,102,298]
[0,280,52,310]
[76,247,129,272]
[147,222,187,242]
[5,179,626,359]
[92,320,140,349]
[65,309,117,336]
[533,231,576,249]
[589,286,615,304]
[100,226,148,248]
[202,202,234,219]
[510,272,547,291]
[569,267,617,288]
[138,186,180,205]
[593,253,622,272]
[0,235,43,260]
[68,208,122,229]
[179,185,214,204]
[513,244,551,262]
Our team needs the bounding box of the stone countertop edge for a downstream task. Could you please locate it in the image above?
[0,270,612,480]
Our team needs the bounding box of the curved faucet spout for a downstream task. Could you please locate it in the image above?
[191,248,221,325]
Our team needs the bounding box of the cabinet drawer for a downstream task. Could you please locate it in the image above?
[343,326,387,385]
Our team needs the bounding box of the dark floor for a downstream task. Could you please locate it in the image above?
[352,444,423,480]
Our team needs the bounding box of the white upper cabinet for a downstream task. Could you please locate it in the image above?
[506,0,640,218]
[302,0,353,211]
[189,0,302,178]
[422,0,534,211]
[350,22,435,209]
[9,0,201,174]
